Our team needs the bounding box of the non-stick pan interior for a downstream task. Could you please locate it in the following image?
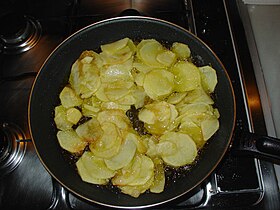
[29,17,235,208]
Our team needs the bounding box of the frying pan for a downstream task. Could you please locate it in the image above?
[28,16,280,209]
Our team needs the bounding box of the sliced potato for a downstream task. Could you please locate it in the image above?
[150,158,165,193]
[143,69,174,100]
[104,132,137,170]
[54,105,73,131]
[171,61,201,92]
[171,42,191,59]
[199,65,218,93]
[57,130,87,153]
[77,151,115,179]
[66,107,82,124]
[76,157,108,185]
[156,50,176,67]
[112,154,142,186]
[159,132,197,167]
[89,122,122,158]
[75,118,103,143]
[101,37,130,54]
[201,117,219,141]
[138,39,164,67]
[119,175,154,198]
[59,86,82,108]
[128,154,154,186]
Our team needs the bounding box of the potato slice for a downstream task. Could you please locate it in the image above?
[75,118,103,143]
[201,117,219,141]
[100,58,133,83]
[150,158,165,193]
[167,92,187,104]
[183,88,214,105]
[97,109,130,130]
[112,154,142,186]
[57,130,87,153]
[157,141,177,156]
[128,154,154,186]
[171,42,191,59]
[159,132,197,167]
[101,37,130,54]
[199,65,218,93]
[69,61,101,98]
[66,107,82,124]
[139,101,178,135]
[76,157,108,185]
[179,116,205,149]
[171,61,201,92]
[119,175,154,198]
[143,69,174,100]
[77,151,115,180]
[156,50,176,67]
[138,39,164,67]
[104,132,137,170]
[89,122,122,158]
[54,105,73,131]
[59,86,82,109]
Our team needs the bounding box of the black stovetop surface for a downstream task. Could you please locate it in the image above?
[0,0,279,209]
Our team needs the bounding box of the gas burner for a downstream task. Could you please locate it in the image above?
[0,13,42,54]
[0,122,27,177]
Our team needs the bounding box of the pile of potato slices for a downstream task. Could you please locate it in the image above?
[54,37,220,198]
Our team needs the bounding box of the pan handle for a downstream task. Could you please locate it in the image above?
[232,130,280,164]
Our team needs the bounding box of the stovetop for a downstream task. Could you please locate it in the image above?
[0,0,279,209]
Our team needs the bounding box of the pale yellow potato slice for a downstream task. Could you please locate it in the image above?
[59,86,82,109]
[130,133,147,154]
[66,107,82,124]
[57,130,87,153]
[171,61,201,92]
[183,88,214,105]
[69,61,101,99]
[78,50,103,68]
[150,158,165,193]
[167,92,187,104]
[81,97,101,117]
[138,108,156,124]
[171,42,191,59]
[89,122,122,158]
[157,141,177,156]
[104,132,137,170]
[143,69,174,100]
[54,105,73,131]
[76,157,108,185]
[99,50,133,65]
[77,151,116,179]
[100,58,133,83]
[139,101,178,135]
[118,175,154,198]
[95,84,109,102]
[112,154,142,186]
[201,117,219,141]
[101,37,129,54]
[138,39,164,67]
[75,118,103,143]
[199,65,218,93]
[179,116,205,149]
[156,50,176,67]
[128,154,154,186]
[159,132,197,167]
[97,109,130,130]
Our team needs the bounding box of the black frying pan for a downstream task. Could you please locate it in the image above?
[28,16,280,209]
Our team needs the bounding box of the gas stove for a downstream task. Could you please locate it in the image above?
[0,0,279,209]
